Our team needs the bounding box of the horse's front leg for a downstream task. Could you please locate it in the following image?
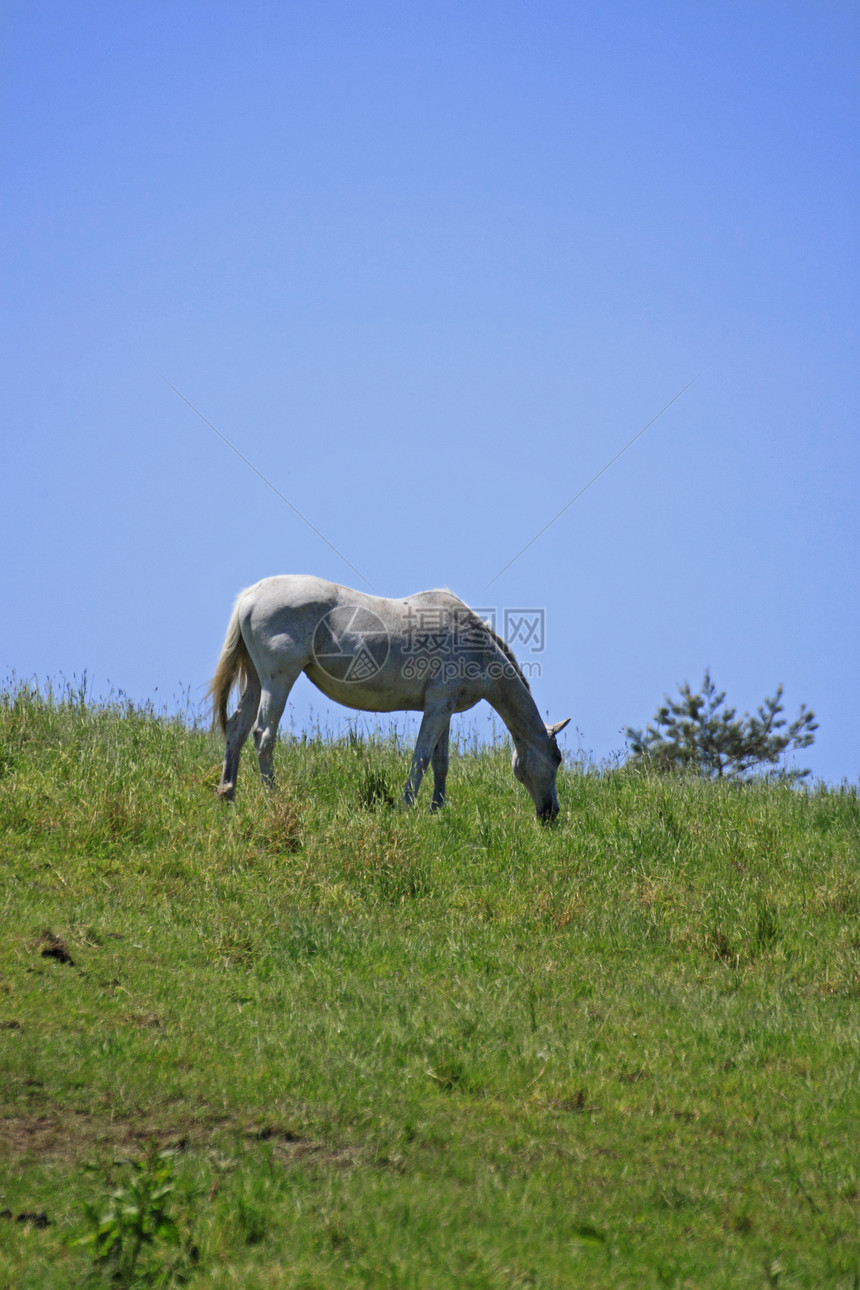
[430,721,450,811]
[404,705,452,808]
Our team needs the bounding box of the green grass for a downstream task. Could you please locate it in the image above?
[1,681,859,1288]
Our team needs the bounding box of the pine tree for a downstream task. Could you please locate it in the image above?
[624,670,817,781]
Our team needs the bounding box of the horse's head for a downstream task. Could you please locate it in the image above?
[511,718,570,822]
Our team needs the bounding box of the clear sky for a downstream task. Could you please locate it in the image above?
[2,2,858,783]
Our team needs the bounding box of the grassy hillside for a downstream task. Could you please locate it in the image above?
[1,683,859,1288]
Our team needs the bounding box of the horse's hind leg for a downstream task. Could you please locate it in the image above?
[253,666,303,789]
[218,672,262,801]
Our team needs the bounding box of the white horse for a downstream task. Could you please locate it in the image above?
[209,575,569,820]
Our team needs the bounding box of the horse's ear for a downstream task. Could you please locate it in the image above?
[546,718,571,738]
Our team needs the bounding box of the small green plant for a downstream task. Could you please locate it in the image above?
[74,1145,194,1286]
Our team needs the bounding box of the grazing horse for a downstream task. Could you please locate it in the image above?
[209,575,569,820]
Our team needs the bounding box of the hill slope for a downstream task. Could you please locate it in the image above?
[1,685,859,1288]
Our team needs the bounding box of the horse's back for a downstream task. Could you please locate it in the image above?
[240,574,341,616]
[240,576,471,629]
[235,575,425,668]
[235,576,340,667]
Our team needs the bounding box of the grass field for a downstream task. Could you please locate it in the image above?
[1,682,859,1288]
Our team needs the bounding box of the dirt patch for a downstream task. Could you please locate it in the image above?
[0,1113,227,1165]
[273,1138,362,1169]
[0,1112,364,1172]
[244,1121,363,1170]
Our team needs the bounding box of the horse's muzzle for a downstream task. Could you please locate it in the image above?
[537,799,559,824]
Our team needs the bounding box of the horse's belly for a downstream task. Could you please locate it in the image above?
[303,662,480,716]
[303,662,423,713]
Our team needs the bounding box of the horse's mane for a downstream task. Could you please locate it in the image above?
[419,590,532,693]
[472,612,531,693]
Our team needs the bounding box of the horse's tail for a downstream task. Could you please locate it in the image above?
[208,595,254,733]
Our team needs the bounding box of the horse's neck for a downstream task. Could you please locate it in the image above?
[486,672,547,748]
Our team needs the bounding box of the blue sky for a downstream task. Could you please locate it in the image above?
[2,1,858,783]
